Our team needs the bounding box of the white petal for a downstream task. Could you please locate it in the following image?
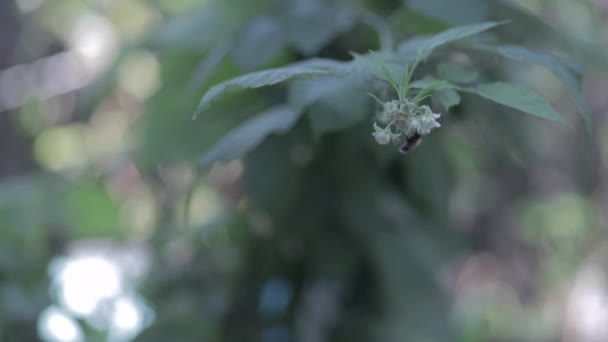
[373,122,383,132]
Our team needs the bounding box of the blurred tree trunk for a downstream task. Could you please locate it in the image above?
[0,2,35,178]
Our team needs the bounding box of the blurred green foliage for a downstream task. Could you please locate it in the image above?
[1,0,607,341]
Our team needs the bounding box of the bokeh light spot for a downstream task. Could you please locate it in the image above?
[38,306,84,342]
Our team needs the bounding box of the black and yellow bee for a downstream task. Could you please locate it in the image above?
[399,132,422,154]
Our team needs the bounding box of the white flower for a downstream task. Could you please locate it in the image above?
[417,116,441,135]
[409,117,421,131]
[399,100,416,116]
[423,106,441,120]
[376,110,392,124]
[383,100,399,114]
[372,122,391,145]
[412,106,441,135]
[374,100,443,148]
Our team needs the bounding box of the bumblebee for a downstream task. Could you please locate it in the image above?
[399,132,422,154]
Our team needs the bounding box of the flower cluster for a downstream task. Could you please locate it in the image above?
[371,98,442,146]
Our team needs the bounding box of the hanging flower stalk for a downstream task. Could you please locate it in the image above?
[370,60,446,153]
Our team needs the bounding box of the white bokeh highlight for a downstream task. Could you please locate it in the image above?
[52,256,122,316]
[38,306,84,342]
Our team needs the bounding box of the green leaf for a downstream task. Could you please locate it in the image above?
[389,8,451,35]
[231,16,285,71]
[63,183,121,238]
[408,78,461,106]
[244,130,306,220]
[288,77,372,138]
[437,62,479,83]
[201,105,303,165]
[412,79,460,102]
[409,78,459,90]
[135,51,259,168]
[406,0,490,26]
[398,21,506,57]
[470,82,570,127]
[476,44,591,132]
[281,0,356,56]
[436,89,461,111]
[288,77,370,139]
[194,59,347,117]
[288,77,348,107]
[154,3,243,50]
[309,86,370,139]
[352,52,417,86]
